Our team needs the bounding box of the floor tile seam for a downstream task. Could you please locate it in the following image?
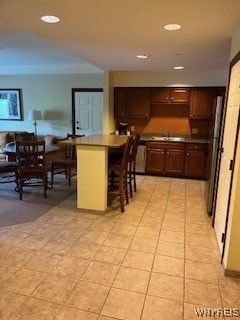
[42,216,106,258]
[60,278,111,311]
[184,274,220,285]
[98,284,147,316]
[184,257,223,266]
[182,178,187,320]
[138,177,172,320]
[2,292,29,320]
[146,291,184,303]
[80,255,122,283]
[0,264,22,280]
[96,179,159,319]
[53,305,100,320]
[217,269,228,310]
[184,257,223,268]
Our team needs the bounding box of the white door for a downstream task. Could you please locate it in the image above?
[74,91,103,136]
[214,60,240,253]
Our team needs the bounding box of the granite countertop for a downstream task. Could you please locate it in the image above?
[139,133,207,144]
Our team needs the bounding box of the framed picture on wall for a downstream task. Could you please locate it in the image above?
[0,89,23,120]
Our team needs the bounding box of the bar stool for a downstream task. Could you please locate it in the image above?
[128,133,140,198]
[108,136,134,212]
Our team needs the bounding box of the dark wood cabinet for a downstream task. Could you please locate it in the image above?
[114,87,126,119]
[126,88,150,118]
[146,141,206,178]
[184,143,206,177]
[190,88,214,119]
[146,142,185,175]
[165,149,185,174]
[114,87,150,119]
[146,147,165,174]
[151,88,190,104]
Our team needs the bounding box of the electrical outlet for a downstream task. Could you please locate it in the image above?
[192,128,198,134]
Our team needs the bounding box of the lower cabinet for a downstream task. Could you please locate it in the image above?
[146,142,185,175]
[165,149,185,174]
[146,147,165,174]
[184,143,206,177]
[146,141,206,178]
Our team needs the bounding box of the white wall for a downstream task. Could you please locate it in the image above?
[113,70,228,87]
[0,74,103,137]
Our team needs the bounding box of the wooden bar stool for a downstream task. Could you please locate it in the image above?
[108,136,134,212]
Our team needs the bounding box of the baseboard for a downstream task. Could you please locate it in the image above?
[224,269,240,278]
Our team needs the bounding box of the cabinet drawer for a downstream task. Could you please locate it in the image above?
[146,142,184,149]
[186,143,206,151]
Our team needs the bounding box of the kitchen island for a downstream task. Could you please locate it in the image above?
[60,135,128,212]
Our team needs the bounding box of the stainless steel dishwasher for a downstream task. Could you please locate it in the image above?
[135,144,146,173]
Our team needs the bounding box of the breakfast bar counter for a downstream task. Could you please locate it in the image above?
[60,135,128,212]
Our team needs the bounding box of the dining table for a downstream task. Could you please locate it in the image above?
[59,134,128,212]
[3,144,59,170]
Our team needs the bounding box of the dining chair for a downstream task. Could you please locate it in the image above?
[108,135,134,212]
[16,140,47,200]
[14,132,35,141]
[50,134,84,187]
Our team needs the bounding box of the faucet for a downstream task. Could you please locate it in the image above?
[160,129,170,138]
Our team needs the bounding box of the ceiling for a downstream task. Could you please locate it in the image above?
[0,0,240,74]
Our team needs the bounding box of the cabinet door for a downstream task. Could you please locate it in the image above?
[171,88,190,104]
[190,89,214,119]
[151,88,170,104]
[114,87,126,119]
[126,88,150,118]
[165,149,185,174]
[185,151,205,177]
[146,148,165,174]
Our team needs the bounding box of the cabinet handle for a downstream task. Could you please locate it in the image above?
[195,146,198,149]
[187,153,190,156]
[190,115,192,118]
[122,113,125,116]
[171,97,173,100]
[166,97,169,100]
[146,113,148,116]
[167,151,170,155]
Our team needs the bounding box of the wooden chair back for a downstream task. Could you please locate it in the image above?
[14,132,35,142]
[120,135,135,170]
[16,140,47,199]
[65,134,84,160]
[16,140,46,173]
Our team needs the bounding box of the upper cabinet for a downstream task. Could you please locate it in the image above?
[189,88,215,120]
[126,88,150,118]
[151,88,190,104]
[114,87,150,119]
[114,87,126,119]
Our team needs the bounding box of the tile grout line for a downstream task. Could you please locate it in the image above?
[139,178,172,320]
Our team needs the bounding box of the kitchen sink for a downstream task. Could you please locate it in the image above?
[151,136,185,142]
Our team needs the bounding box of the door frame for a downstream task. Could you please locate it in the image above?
[71,88,103,135]
[212,51,240,262]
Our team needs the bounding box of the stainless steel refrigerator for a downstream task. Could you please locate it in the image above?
[205,96,223,215]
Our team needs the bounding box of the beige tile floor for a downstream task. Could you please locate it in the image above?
[0,176,240,319]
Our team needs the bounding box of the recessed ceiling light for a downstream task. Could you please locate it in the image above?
[174,66,184,70]
[137,54,150,59]
[41,15,60,23]
[164,24,181,31]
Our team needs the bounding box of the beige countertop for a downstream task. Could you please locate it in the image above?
[59,134,128,148]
